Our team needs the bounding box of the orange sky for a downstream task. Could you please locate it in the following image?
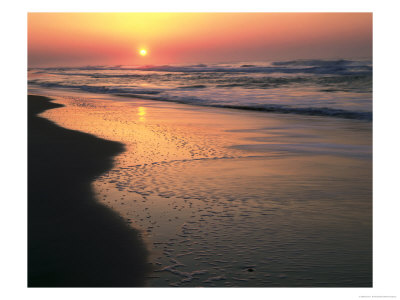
[28,13,372,67]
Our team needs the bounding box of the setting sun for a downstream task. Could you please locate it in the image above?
[139,49,147,56]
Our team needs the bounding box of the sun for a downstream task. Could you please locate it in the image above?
[139,49,147,56]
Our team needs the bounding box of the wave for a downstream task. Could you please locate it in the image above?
[215,105,372,121]
[114,93,372,121]
[29,79,372,121]
[271,59,370,67]
[215,74,371,92]
[178,85,207,89]
[33,59,372,76]
[29,80,161,95]
[31,72,371,93]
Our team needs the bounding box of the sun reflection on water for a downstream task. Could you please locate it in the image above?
[137,106,146,121]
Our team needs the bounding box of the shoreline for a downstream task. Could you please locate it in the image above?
[28,95,150,287]
[29,92,372,287]
[113,93,372,121]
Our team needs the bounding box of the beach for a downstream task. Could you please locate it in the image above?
[21,11,380,292]
[28,95,150,287]
[28,89,372,287]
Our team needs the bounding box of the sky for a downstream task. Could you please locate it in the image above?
[28,13,372,67]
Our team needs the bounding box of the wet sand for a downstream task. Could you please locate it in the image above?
[28,95,150,287]
[30,90,372,287]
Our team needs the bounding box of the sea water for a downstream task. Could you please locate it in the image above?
[29,59,372,120]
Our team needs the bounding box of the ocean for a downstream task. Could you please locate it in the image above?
[28,58,372,121]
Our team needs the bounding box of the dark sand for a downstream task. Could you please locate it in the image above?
[28,95,150,287]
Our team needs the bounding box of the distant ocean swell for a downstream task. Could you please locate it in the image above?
[31,59,372,75]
